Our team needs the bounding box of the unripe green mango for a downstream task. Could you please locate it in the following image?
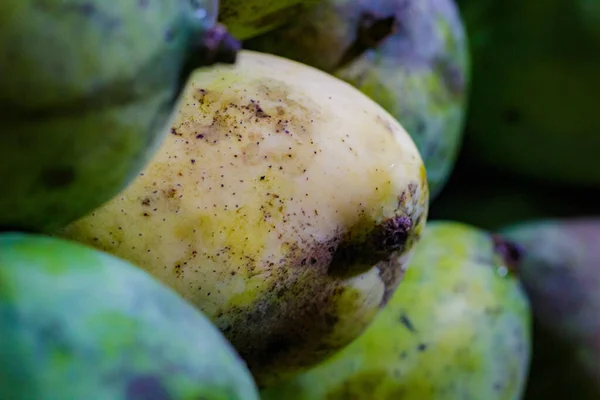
[0,233,258,400]
[0,0,239,233]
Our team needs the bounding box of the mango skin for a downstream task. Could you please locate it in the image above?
[246,0,470,199]
[0,233,259,400]
[457,0,600,186]
[261,221,532,399]
[0,0,217,232]
[501,219,600,399]
[58,50,429,387]
[218,0,318,40]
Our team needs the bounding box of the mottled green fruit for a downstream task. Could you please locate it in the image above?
[429,161,600,231]
[246,0,470,199]
[501,219,600,399]
[0,0,239,233]
[457,0,600,186]
[0,233,259,400]
[219,0,318,40]
[262,221,531,399]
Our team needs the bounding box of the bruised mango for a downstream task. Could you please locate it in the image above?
[262,221,531,399]
[58,50,429,386]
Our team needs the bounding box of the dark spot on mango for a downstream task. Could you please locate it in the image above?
[328,215,412,278]
[437,59,466,97]
[40,167,76,189]
[126,375,172,400]
[491,234,524,273]
[325,370,407,400]
[336,12,397,69]
[212,237,364,387]
[399,313,416,333]
[376,256,404,307]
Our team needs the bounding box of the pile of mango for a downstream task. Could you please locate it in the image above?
[1,0,598,399]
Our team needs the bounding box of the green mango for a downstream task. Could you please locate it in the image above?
[0,0,240,233]
[0,233,258,400]
[245,0,470,199]
[501,219,600,399]
[218,0,318,40]
[261,221,531,399]
[457,0,600,186]
[429,161,600,231]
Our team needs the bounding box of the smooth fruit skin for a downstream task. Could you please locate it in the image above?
[0,233,259,400]
[218,0,318,40]
[0,0,238,233]
[261,221,532,400]
[58,50,429,386]
[457,0,600,186]
[501,218,600,399]
[246,0,470,199]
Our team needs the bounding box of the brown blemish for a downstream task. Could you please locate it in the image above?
[375,115,396,137]
[491,235,524,274]
[399,313,416,333]
[193,88,208,105]
[214,199,424,387]
[325,371,406,400]
[327,215,412,278]
[335,12,397,70]
[212,236,357,387]
[375,255,405,307]
[175,79,317,176]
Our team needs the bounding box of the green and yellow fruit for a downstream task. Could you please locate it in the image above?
[0,233,258,400]
[219,0,318,40]
[0,0,239,233]
[262,221,531,399]
[246,0,470,199]
[457,0,600,186]
[501,218,600,399]
[58,50,429,386]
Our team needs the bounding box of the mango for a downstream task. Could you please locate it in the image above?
[0,233,258,400]
[457,0,600,186]
[0,0,239,233]
[246,0,470,199]
[501,218,600,399]
[261,221,532,399]
[57,50,429,386]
